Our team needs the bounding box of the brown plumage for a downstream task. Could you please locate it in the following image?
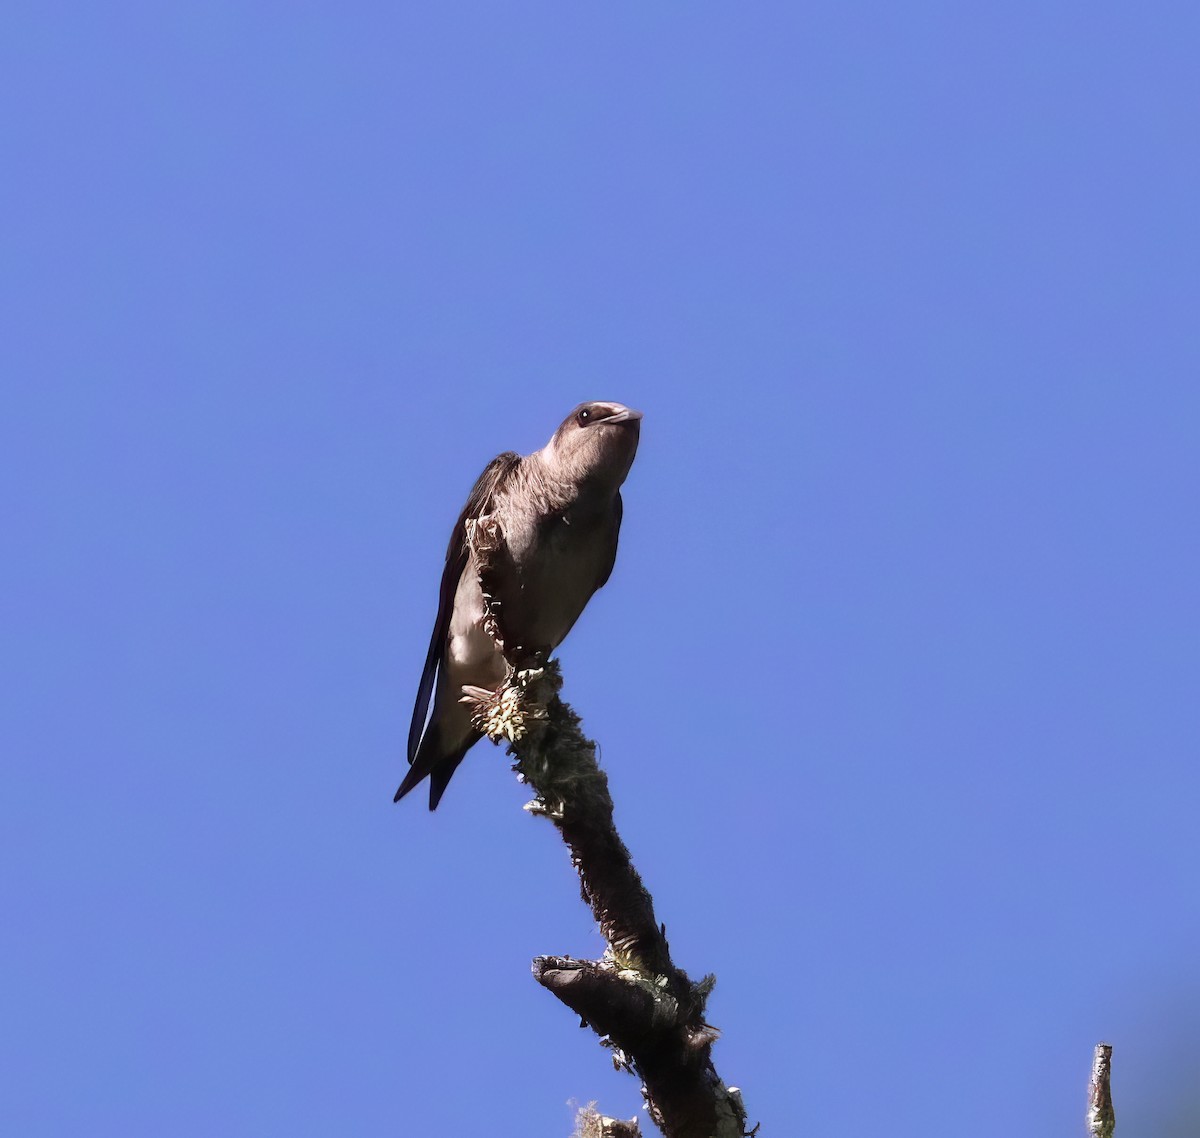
[395,402,642,809]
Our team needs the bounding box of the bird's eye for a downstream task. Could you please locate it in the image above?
[576,407,593,426]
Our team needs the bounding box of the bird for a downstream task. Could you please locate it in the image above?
[395,401,642,809]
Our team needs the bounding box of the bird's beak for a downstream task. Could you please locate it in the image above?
[600,407,643,424]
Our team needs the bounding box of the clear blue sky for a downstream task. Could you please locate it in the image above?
[2,4,1197,1135]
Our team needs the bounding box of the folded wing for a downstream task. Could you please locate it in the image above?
[406,451,522,768]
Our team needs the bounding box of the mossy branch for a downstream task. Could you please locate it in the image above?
[463,663,749,1138]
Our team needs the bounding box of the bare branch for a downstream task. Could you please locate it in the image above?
[1087,1043,1114,1138]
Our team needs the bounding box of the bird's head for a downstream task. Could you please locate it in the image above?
[545,401,642,489]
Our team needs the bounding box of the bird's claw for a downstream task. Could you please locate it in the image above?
[460,670,549,743]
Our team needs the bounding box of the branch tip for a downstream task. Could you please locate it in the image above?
[1087,1042,1115,1138]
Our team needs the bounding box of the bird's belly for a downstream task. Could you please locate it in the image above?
[503,521,608,653]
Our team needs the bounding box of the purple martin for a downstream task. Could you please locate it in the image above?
[395,401,642,809]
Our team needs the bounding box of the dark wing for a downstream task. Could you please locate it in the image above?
[593,490,623,590]
[407,451,522,765]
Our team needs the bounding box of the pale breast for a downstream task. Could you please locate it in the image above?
[446,564,507,687]
[501,506,615,654]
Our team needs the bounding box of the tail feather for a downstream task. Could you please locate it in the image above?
[428,751,470,810]
[393,722,479,810]
[392,763,429,804]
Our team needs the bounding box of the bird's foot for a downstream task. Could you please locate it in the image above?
[503,643,551,672]
[460,666,550,744]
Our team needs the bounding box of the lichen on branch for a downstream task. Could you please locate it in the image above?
[461,659,749,1138]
